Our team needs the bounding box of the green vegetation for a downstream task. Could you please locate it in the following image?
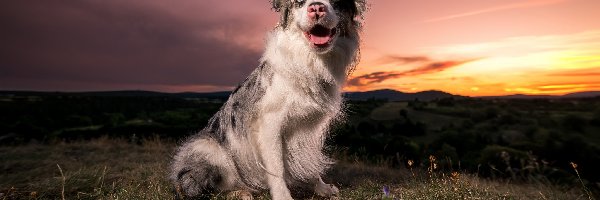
[335,98,600,191]
[1,93,599,199]
[0,95,221,141]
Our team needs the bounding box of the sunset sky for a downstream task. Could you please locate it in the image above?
[2,0,600,96]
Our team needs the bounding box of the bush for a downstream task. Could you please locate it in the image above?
[561,114,586,132]
[478,145,529,179]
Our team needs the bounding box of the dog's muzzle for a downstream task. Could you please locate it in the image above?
[303,2,337,49]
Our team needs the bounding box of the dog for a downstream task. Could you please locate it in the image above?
[170,0,366,199]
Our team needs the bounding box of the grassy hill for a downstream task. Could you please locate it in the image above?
[0,138,589,199]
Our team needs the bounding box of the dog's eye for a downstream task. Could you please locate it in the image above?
[294,0,306,6]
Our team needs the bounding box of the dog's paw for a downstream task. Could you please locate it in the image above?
[226,190,253,200]
[314,182,339,197]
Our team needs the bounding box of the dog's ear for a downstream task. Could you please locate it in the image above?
[335,0,368,19]
[271,0,292,12]
[271,0,283,11]
[354,0,368,17]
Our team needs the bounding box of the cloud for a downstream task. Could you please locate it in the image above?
[0,0,277,92]
[377,56,431,65]
[423,0,567,23]
[429,30,600,57]
[501,81,600,94]
[547,68,600,77]
[423,30,600,82]
[347,58,476,87]
[346,72,403,87]
[536,84,589,91]
[403,60,476,75]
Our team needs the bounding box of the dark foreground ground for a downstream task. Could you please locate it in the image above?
[0,138,590,200]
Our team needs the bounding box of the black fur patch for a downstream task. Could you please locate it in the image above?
[230,115,236,127]
[332,0,359,17]
[198,62,273,142]
[205,116,226,144]
[175,163,222,199]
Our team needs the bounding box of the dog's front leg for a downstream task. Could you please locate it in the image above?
[255,111,293,200]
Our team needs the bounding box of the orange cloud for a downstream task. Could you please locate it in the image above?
[347,71,402,87]
[377,55,431,65]
[347,58,477,87]
[547,68,600,77]
[537,84,588,91]
[501,82,600,94]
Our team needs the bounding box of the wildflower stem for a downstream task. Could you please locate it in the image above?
[57,164,66,200]
[570,162,593,200]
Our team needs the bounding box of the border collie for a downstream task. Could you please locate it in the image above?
[171,0,366,199]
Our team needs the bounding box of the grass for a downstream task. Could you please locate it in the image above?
[0,138,590,200]
[0,137,173,199]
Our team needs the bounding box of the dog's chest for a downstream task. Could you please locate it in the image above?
[261,73,340,119]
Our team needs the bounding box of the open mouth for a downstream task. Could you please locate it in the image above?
[304,25,336,48]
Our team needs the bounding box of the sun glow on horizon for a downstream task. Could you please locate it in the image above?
[347,30,600,96]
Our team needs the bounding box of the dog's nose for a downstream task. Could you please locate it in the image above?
[307,2,327,21]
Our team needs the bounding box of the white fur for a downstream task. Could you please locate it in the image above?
[254,24,358,200]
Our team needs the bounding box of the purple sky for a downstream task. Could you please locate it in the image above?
[1,0,277,92]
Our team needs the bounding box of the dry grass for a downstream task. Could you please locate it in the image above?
[0,138,590,200]
[0,137,174,199]
[326,162,587,200]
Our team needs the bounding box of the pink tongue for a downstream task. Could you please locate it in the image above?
[310,35,331,45]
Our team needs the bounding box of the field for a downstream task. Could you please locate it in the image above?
[0,138,587,199]
[1,93,599,199]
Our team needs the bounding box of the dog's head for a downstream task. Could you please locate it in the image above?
[271,0,367,54]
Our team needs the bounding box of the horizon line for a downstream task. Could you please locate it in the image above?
[2,88,599,98]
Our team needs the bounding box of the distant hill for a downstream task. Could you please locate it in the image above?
[344,89,460,101]
[2,89,599,101]
[173,91,232,99]
[562,91,600,98]
[1,89,462,101]
[479,94,556,99]
[0,90,232,99]
[479,91,600,99]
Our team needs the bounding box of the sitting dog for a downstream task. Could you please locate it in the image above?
[170,0,366,199]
